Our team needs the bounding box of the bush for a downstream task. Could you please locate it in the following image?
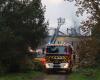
[0,53,35,74]
[33,61,44,72]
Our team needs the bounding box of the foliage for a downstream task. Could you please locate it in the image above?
[0,0,48,73]
[0,71,43,80]
[65,0,100,67]
[76,0,100,67]
[33,61,44,71]
[76,37,98,67]
[65,0,100,34]
[68,67,100,80]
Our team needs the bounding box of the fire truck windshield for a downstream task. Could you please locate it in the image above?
[46,46,66,54]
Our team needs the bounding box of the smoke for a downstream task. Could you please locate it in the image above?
[42,0,88,35]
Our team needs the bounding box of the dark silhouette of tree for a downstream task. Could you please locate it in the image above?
[0,0,48,73]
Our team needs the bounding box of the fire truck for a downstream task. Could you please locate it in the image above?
[41,18,75,73]
[43,43,74,73]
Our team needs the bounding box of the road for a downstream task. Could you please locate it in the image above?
[34,71,68,80]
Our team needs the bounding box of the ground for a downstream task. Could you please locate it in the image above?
[33,71,67,80]
[0,67,100,80]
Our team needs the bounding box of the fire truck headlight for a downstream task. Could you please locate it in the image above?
[45,63,50,68]
[64,63,69,68]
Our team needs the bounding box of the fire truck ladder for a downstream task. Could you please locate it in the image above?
[49,17,65,44]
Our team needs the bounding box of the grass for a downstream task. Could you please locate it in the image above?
[0,71,43,80]
[94,68,100,80]
[68,67,100,80]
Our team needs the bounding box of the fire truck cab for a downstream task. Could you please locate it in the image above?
[44,43,74,72]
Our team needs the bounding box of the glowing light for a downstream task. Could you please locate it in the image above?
[64,63,69,68]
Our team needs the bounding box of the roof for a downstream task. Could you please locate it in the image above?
[46,43,74,50]
[47,44,65,46]
[46,43,73,47]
